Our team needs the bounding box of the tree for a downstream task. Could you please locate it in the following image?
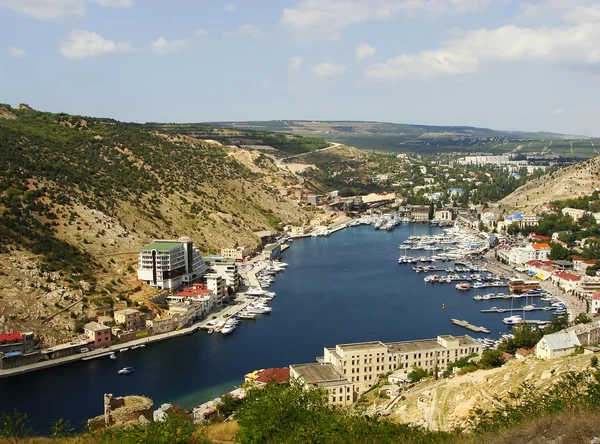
[407,366,429,383]
[428,202,434,220]
[216,393,242,418]
[50,419,74,439]
[478,349,504,369]
[574,313,592,325]
[0,410,33,444]
[549,242,571,260]
[100,412,204,444]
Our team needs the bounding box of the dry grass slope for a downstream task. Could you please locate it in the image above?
[498,156,600,213]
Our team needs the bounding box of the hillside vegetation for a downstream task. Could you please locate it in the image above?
[498,155,600,213]
[0,106,316,342]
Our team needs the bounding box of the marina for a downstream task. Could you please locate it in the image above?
[0,223,565,433]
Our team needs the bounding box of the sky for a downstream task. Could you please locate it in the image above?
[1,0,600,136]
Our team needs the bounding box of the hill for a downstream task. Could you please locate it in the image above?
[207,120,599,156]
[0,106,331,342]
[497,155,600,213]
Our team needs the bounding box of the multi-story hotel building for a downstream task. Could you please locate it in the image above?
[137,237,207,290]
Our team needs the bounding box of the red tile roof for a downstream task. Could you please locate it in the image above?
[0,332,22,343]
[593,292,600,300]
[532,243,551,250]
[529,234,550,241]
[255,368,290,385]
[553,271,581,282]
[177,284,215,297]
[516,348,533,357]
[571,255,585,261]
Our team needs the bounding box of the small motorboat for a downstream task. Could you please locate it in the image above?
[109,353,117,360]
[118,366,134,375]
[119,348,129,352]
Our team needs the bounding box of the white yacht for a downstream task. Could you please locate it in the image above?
[246,304,272,314]
[503,315,522,325]
[221,321,237,335]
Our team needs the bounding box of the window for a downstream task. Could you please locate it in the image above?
[347,395,350,401]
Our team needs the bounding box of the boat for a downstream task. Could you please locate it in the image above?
[221,322,236,335]
[522,304,536,311]
[119,348,129,352]
[131,345,139,350]
[455,283,471,291]
[109,353,116,360]
[503,315,523,325]
[118,366,134,375]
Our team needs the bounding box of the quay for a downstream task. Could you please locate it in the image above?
[514,320,552,326]
[450,319,490,334]
[0,324,201,379]
[480,307,556,313]
[473,293,548,301]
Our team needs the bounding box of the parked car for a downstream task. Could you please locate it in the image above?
[80,348,90,353]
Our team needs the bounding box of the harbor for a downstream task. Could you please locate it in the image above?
[0,222,571,432]
[450,319,490,334]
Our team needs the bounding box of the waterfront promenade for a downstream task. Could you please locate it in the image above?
[0,323,202,379]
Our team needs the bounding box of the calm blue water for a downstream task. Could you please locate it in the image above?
[0,224,553,431]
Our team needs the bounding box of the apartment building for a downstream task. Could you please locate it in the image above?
[204,256,241,290]
[289,363,354,407]
[113,308,145,331]
[387,335,482,380]
[323,335,482,395]
[324,341,394,394]
[497,243,551,265]
[562,207,588,221]
[137,237,207,290]
[220,246,249,261]
[204,273,227,302]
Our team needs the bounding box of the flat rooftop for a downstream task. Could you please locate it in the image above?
[336,341,387,351]
[291,363,345,384]
[385,338,443,353]
[141,241,182,252]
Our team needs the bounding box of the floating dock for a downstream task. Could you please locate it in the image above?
[510,320,552,326]
[450,319,490,334]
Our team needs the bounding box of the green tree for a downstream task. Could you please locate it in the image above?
[549,242,571,260]
[0,410,33,444]
[216,393,242,418]
[573,313,592,325]
[100,412,204,444]
[478,349,505,369]
[407,366,429,383]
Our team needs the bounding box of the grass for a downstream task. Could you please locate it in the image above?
[205,421,239,442]
[474,408,600,444]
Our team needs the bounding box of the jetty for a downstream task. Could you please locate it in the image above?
[450,319,490,334]
[473,293,548,301]
[480,307,556,313]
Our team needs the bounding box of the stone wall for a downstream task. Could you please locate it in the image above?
[102,393,153,426]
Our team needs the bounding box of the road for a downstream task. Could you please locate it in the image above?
[274,142,342,169]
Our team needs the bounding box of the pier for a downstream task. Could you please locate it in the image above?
[473,293,548,301]
[450,319,490,334]
[480,307,556,313]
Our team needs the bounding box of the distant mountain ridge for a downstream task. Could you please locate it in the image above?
[207,120,588,140]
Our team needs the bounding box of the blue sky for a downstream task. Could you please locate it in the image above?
[1,0,600,136]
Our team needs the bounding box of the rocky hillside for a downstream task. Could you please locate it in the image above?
[498,156,600,213]
[0,106,320,343]
[385,352,596,432]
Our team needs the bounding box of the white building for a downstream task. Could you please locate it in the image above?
[204,273,227,302]
[220,247,247,260]
[562,207,587,221]
[591,292,600,315]
[323,335,482,395]
[204,256,241,290]
[535,331,580,360]
[497,243,551,265]
[289,363,354,407]
[137,237,207,290]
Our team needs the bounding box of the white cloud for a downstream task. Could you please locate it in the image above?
[552,109,565,116]
[150,37,188,54]
[224,3,235,11]
[59,30,130,59]
[312,62,346,77]
[365,23,600,80]
[355,42,375,60]
[0,0,84,19]
[222,24,263,39]
[7,46,25,58]
[289,56,304,72]
[519,0,600,23]
[195,28,209,37]
[281,0,490,33]
[94,0,132,7]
